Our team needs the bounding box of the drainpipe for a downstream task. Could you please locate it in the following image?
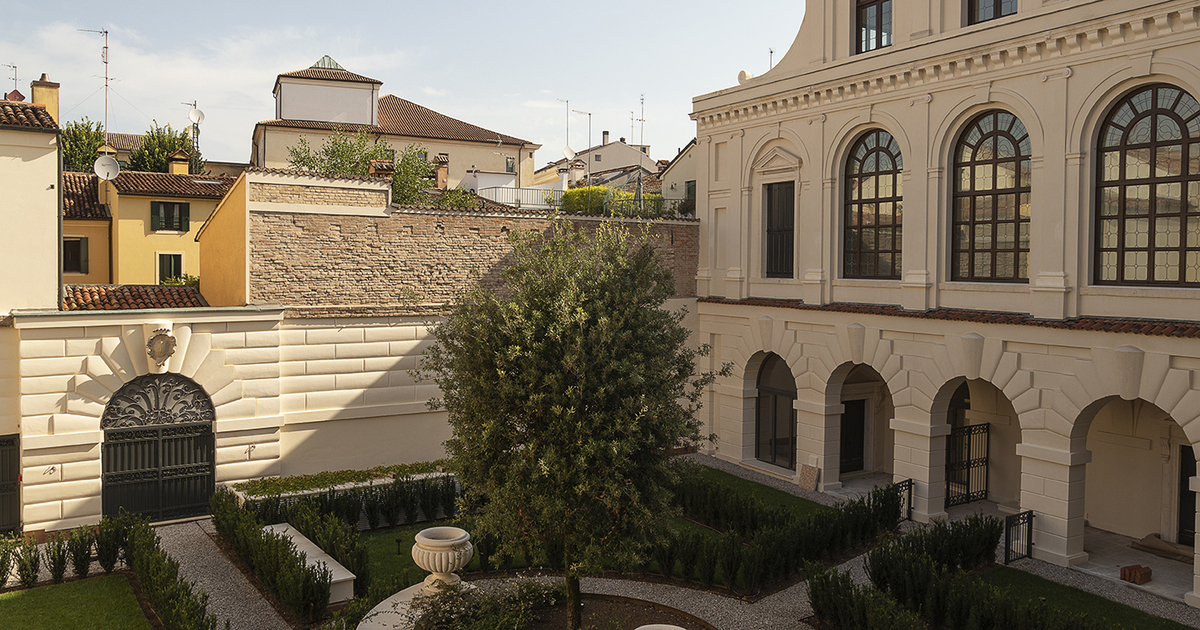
[57,127,63,310]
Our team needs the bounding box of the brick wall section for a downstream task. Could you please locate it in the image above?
[249,210,698,306]
[248,182,386,208]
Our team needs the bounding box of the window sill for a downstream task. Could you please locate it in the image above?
[153,230,187,235]
[938,281,1029,293]
[1080,285,1200,299]
[833,278,902,289]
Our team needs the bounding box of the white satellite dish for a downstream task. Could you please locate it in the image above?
[93,155,120,181]
[563,146,575,161]
[188,108,205,125]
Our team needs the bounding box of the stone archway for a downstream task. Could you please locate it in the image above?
[101,373,216,522]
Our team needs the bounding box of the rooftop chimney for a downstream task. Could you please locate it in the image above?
[30,73,60,123]
[602,130,609,145]
[168,149,191,175]
[5,89,24,102]
[368,159,395,177]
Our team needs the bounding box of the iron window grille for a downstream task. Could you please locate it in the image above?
[765,181,795,278]
[1095,84,1200,286]
[952,111,1032,282]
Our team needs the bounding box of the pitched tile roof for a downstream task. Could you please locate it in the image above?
[277,66,383,86]
[63,172,109,220]
[698,298,1200,339]
[0,101,57,129]
[102,132,143,152]
[112,171,235,199]
[256,94,532,146]
[63,284,208,311]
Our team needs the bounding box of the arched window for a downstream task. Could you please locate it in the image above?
[952,111,1032,281]
[845,130,903,279]
[756,354,796,470]
[1096,84,1200,285]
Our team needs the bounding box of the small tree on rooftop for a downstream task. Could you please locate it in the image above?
[287,129,435,204]
[416,219,725,630]
[128,121,204,173]
[61,116,106,170]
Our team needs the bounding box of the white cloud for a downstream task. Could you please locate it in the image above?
[421,87,449,97]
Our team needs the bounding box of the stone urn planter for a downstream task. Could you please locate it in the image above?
[412,526,474,591]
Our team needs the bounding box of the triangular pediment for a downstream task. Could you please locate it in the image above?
[753,146,801,175]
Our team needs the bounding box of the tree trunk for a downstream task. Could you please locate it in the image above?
[566,571,582,630]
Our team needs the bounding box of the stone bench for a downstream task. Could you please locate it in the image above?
[264,522,356,605]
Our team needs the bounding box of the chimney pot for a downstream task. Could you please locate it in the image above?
[602,131,609,145]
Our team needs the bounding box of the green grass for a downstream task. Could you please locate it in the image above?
[362,522,436,589]
[976,565,1192,630]
[692,465,831,519]
[0,574,152,630]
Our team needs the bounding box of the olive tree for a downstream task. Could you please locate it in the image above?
[417,220,722,630]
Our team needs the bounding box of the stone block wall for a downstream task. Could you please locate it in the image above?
[248,182,386,208]
[248,210,698,307]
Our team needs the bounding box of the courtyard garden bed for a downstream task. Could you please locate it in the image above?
[0,573,153,630]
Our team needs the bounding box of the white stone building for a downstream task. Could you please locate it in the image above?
[691,0,1200,605]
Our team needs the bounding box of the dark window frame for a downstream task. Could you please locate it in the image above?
[764,181,795,279]
[150,201,190,232]
[1094,84,1200,286]
[951,110,1032,282]
[755,354,797,471]
[158,253,183,284]
[856,0,893,54]
[63,237,89,274]
[967,0,1017,26]
[844,129,904,279]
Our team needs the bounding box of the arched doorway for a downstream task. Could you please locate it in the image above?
[756,354,797,470]
[835,364,895,479]
[101,373,216,521]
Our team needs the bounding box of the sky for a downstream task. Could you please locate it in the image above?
[1,1,806,168]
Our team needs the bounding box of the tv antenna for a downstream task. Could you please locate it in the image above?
[184,100,204,173]
[1,64,17,92]
[635,95,647,211]
[79,28,114,179]
[557,98,572,160]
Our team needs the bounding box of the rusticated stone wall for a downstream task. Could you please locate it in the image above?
[248,182,386,207]
[248,209,698,307]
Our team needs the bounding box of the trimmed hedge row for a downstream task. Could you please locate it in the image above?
[123,516,225,630]
[644,476,905,595]
[211,489,332,622]
[807,564,925,630]
[233,460,447,498]
[245,474,459,531]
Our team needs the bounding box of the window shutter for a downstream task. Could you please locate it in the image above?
[79,237,89,274]
[150,201,162,231]
[180,203,191,232]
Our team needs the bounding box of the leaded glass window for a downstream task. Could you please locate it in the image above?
[845,130,903,279]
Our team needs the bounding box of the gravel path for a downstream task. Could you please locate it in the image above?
[155,519,290,630]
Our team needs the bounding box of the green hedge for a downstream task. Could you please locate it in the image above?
[244,474,459,532]
[123,517,223,630]
[210,489,332,622]
[807,564,925,630]
[234,460,447,497]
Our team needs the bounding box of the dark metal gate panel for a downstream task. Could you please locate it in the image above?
[1005,510,1035,564]
[946,422,989,507]
[0,434,18,534]
[102,422,213,522]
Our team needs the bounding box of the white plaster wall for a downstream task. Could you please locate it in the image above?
[277,79,376,125]
[1084,398,1172,538]
[0,129,58,314]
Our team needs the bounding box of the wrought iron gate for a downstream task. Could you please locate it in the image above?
[101,372,216,522]
[102,422,214,521]
[1005,510,1035,564]
[0,434,18,534]
[945,422,989,507]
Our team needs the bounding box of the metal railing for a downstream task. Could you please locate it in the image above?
[477,187,563,209]
[1004,510,1035,564]
[893,478,914,521]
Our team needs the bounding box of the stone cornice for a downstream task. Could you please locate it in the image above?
[693,2,1200,131]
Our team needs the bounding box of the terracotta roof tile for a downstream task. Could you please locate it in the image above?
[256,94,531,147]
[63,172,109,219]
[63,285,208,311]
[278,66,382,85]
[698,298,1200,339]
[112,171,235,199]
[0,101,57,129]
[102,132,143,152]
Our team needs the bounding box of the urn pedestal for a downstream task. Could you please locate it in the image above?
[411,526,474,592]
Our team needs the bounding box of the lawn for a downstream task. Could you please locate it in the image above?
[976,565,1192,630]
[0,574,152,630]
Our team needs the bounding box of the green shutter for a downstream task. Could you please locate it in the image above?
[150,201,162,231]
[79,237,89,274]
[180,203,190,232]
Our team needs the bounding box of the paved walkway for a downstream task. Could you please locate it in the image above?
[155,519,290,630]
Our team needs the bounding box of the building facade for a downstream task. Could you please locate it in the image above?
[691,0,1200,605]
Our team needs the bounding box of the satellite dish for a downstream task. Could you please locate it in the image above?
[188,108,205,125]
[93,155,120,181]
[563,146,575,161]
